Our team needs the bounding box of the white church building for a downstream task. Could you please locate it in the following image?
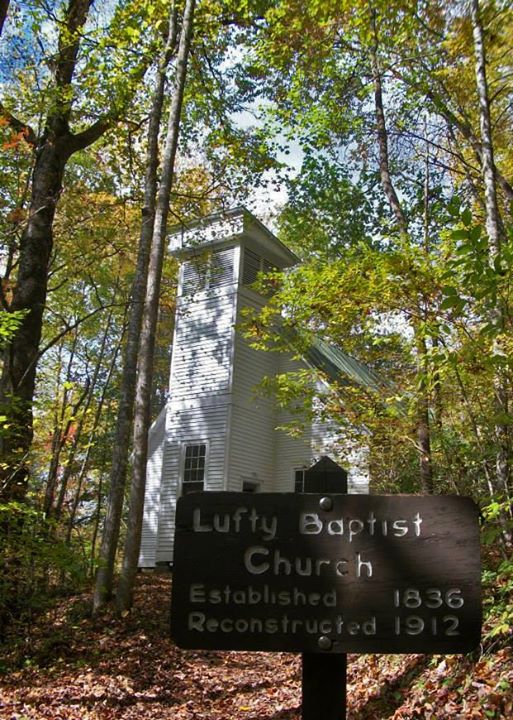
[139,207,378,567]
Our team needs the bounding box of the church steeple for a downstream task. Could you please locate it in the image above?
[139,209,367,569]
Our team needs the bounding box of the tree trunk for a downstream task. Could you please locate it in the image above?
[424,86,513,211]
[51,376,91,520]
[416,334,434,494]
[0,0,10,36]
[369,13,408,234]
[54,300,118,522]
[369,9,433,492]
[471,0,501,257]
[116,0,196,614]
[470,0,511,544]
[66,319,123,544]
[0,141,71,502]
[44,337,75,516]
[90,472,105,577]
[93,2,179,613]
[0,0,101,504]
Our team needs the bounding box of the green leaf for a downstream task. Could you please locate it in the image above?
[461,208,472,226]
[447,197,461,216]
[442,285,458,296]
[469,226,482,242]
[440,295,463,310]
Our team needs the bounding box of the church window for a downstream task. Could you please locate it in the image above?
[182,443,207,495]
[294,468,306,493]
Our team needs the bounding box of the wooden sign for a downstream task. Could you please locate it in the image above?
[170,493,481,654]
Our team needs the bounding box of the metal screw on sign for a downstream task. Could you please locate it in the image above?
[318,636,332,651]
[319,496,333,511]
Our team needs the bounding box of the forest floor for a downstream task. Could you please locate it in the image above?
[0,572,512,720]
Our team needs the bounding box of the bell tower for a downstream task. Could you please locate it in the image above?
[140,208,310,566]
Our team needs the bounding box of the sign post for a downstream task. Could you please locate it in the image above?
[170,492,481,716]
[302,650,346,719]
[301,458,348,720]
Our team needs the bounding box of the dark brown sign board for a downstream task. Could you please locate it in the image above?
[171,493,481,654]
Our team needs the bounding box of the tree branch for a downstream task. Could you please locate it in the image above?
[69,116,113,152]
[55,0,94,90]
[17,301,125,389]
[0,102,37,147]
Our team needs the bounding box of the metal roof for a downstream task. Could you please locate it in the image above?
[305,335,384,391]
[279,326,385,391]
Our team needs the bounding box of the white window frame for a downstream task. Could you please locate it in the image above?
[179,440,210,496]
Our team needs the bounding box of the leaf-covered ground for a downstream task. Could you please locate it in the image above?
[1,573,511,719]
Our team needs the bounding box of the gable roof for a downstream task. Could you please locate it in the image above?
[305,335,385,391]
[278,324,385,392]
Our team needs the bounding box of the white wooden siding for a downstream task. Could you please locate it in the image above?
[231,338,275,410]
[228,404,275,491]
[154,439,180,564]
[228,289,278,491]
[139,408,166,567]
[152,247,238,565]
[274,415,313,492]
[167,404,230,491]
[273,355,314,490]
[170,287,237,400]
[232,289,275,409]
[154,403,231,563]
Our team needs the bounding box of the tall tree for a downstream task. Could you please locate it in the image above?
[0,0,151,504]
[0,0,9,36]
[250,0,441,491]
[116,0,196,613]
[470,0,511,538]
[369,7,434,492]
[93,0,179,613]
[241,0,512,502]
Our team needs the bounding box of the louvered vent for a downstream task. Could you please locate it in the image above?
[182,257,208,294]
[182,247,234,294]
[263,258,276,274]
[242,248,261,285]
[242,248,277,287]
[210,247,234,286]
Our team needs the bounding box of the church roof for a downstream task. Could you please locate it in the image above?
[305,335,385,391]
[277,323,385,391]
